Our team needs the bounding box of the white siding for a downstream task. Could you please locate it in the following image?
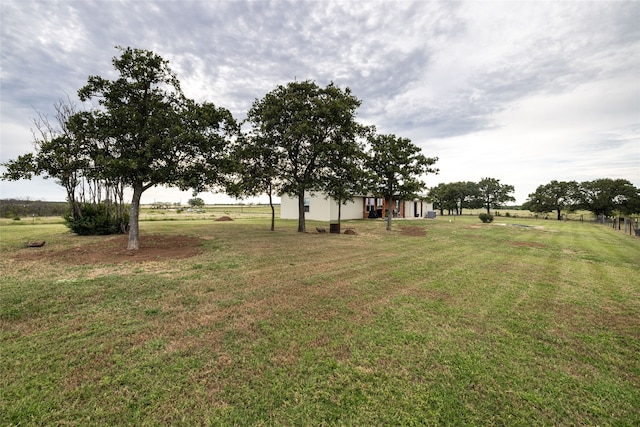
[334,197,364,220]
[307,192,333,221]
[403,199,434,218]
[280,192,364,222]
[281,192,430,221]
[280,194,299,220]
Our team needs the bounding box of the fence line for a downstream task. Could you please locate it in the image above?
[595,215,640,237]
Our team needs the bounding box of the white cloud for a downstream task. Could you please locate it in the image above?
[424,74,640,203]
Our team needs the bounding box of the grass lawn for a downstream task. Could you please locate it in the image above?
[1,215,638,425]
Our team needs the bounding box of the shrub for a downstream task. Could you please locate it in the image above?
[64,203,129,236]
[479,213,494,223]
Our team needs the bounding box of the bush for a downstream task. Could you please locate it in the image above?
[64,203,129,236]
[479,213,494,223]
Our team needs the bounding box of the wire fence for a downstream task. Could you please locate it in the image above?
[594,215,640,237]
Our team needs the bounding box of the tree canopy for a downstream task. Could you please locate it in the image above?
[2,96,128,232]
[187,198,205,208]
[3,47,238,249]
[477,178,515,215]
[366,133,438,230]
[245,80,365,232]
[74,48,237,249]
[580,178,640,217]
[523,180,581,220]
[226,129,282,231]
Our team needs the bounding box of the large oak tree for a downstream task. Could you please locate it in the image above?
[245,80,364,232]
[75,47,236,250]
[524,180,581,220]
[580,178,640,217]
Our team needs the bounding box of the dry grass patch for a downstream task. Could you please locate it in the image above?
[399,225,427,237]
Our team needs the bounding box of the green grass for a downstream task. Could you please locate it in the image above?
[1,216,639,425]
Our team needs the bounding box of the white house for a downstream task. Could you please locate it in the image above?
[280,191,434,222]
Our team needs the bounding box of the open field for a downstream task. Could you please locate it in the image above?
[1,215,638,425]
[140,204,280,222]
[0,204,280,225]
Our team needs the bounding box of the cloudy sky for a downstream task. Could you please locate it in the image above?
[1,0,638,205]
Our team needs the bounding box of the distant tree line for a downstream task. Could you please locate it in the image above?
[0,199,68,219]
[522,179,640,219]
[428,178,515,216]
[2,47,439,248]
[429,178,640,220]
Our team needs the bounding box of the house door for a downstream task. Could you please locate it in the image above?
[414,201,420,217]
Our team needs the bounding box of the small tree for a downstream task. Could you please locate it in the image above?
[453,181,481,215]
[2,97,128,234]
[366,133,438,230]
[477,177,515,215]
[321,125,370,227]
[226,131,282,231]
[187,197,205,208]
[428,183,455,216]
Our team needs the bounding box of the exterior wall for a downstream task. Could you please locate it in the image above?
[334,196,365,221]
[281,192,433,221]
[306,192,334,221]
[403,199,434,218]
[280,193,300,220]
[280,192,365,222]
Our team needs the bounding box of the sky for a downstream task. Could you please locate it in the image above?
[1,0,638,205]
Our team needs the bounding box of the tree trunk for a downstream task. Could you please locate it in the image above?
[556,208,562,221]
[127,183,144,250]
[269,190,275,232]
[297,189,305,232]
[486,201,491,215]
[386,195,392,230]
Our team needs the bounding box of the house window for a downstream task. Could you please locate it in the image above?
[365,198,384,211]
[304,197,310,213]
[365,198,375,212]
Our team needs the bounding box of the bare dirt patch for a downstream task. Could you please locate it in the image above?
[215,216,233,221]
[18,235,203,265]
[399,226,427,237]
